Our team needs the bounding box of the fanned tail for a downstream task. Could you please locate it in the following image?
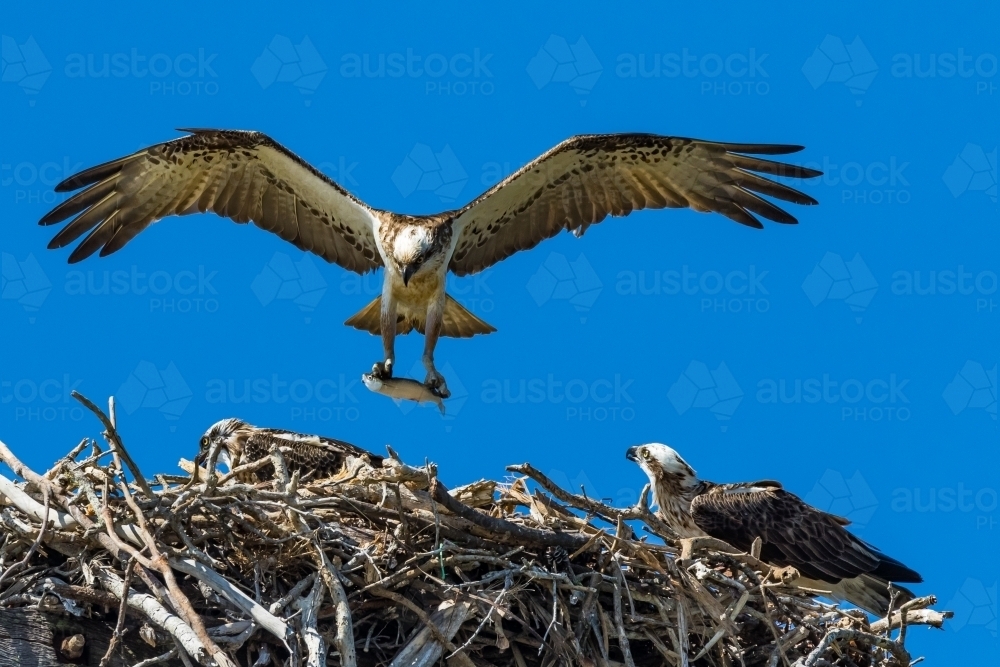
[344,295,496,338]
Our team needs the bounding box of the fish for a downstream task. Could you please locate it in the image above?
[362,373,446,414]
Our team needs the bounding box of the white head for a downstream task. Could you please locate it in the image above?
[195,417,252,470]
[626,443,705,536]
[625,443,699,490]
[392,226,436,285]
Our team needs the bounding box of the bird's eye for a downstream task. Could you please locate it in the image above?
[200,437,208,447]
[641,449,651,460]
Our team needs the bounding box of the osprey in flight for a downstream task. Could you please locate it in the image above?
[195,418,382,482]
[40,129,821,397]
[626,444,921,616]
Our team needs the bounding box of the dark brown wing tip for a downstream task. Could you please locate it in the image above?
[54,174,92,193]
[54,157,130,193]
[796,166,824,179]
[66,245,95,264]
[719,143,806,156]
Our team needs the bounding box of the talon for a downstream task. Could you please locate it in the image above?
[425,371,450,398]
[372,360,393,379]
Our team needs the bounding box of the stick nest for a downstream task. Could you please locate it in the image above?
[0,395,949,667]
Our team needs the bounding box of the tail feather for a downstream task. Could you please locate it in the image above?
[441,294,496,337]
[799,575,915,617]
[344,295,496,338]
[344,297,383,335]
[867,549,923,584]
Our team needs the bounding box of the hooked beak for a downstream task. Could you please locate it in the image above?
[402,264,416,287]
[194,449,206,466]
[625,446,639,462]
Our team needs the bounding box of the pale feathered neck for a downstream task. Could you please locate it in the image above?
[649,473,710,538]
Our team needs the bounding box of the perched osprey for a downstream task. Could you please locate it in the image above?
[626,444,921,616]
[195,418,382,482]
[40,129,821,396]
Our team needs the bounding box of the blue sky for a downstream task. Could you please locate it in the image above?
[2,2,997,662]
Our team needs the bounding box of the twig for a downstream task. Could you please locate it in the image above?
[293,575,327,667]
[610,562,636,667]
[313,542,358,667]
[100,557,135,667]
[799,628,910,667]
[0,474,76,529]
[93,565,207,664]
[72,391,154,498]
[431,479,587,550]
[0,487,50,592]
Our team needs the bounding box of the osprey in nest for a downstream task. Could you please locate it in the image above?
[626,443,921,616]
[194,418,382,482]
[40,130,821,397]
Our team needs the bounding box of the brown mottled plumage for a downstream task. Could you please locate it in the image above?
[626,444,922,616]
[40,130,821,396]
[195,418,382,482]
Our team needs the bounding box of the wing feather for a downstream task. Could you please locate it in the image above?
[690,487,889,584]
[449,134,821,275]
[41,130,382,273]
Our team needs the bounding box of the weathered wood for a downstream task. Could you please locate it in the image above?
[0,608,182,667]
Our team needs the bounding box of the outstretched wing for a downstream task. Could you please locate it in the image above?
[449,134,821,276]
[40,129,382,273]
[691,487,921,584]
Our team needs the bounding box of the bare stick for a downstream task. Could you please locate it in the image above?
[314,544,358,667]
[72,391,154,498]
[0,487,50,592]
[293,574,327,667]
[170,558,291,645]
[93,565,208,664]
[431,479,587,550]
[0,474,77,528]
[100,557,135,667]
